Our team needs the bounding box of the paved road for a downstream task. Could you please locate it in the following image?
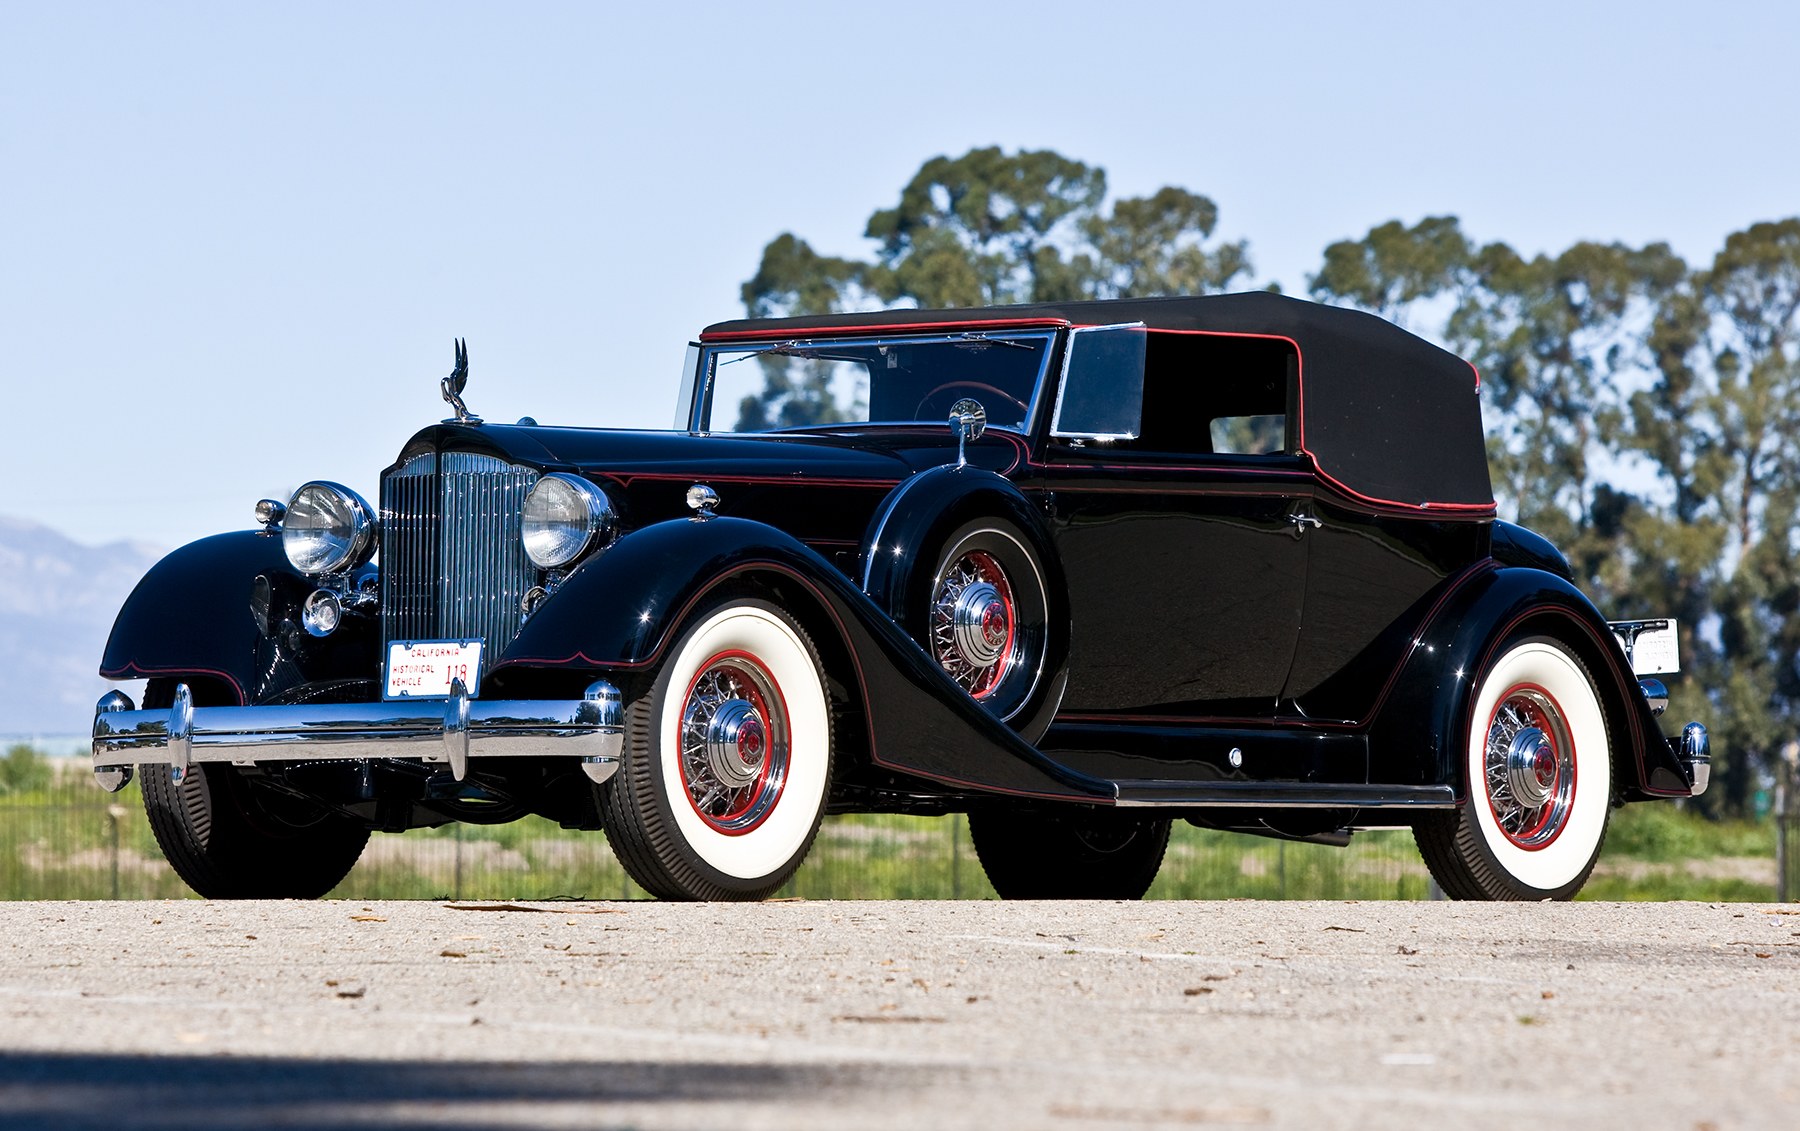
[0,900,1794,1129]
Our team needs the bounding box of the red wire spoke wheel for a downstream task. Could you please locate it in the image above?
[1481,686,1576,850]
[931,549,1019,700]
[924,519,1049,729]
[677,650,788,834]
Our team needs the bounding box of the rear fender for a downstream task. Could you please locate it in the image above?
[1368,564,1690,800]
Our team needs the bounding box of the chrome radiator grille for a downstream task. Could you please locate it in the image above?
[380,452,537,655]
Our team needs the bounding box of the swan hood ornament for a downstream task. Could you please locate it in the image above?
[441,338,481,424]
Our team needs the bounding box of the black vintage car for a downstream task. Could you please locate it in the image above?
[92,293,1710,902]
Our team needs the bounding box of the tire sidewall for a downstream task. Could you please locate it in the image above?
[647,599,831,886]
[1463,636,1611,895]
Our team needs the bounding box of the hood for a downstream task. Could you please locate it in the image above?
[387,422,1022,485]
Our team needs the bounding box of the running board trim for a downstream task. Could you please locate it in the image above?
[1112,781,1457,809]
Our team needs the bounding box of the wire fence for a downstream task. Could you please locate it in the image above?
[0,751,1783,902]
[2,756,1437,901]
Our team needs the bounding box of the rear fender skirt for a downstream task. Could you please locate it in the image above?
[1366,564,1690,800]
[494,516,1109,803]
[99,531,378,706]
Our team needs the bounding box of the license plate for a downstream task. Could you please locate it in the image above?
[1610,619,1680,676]
[385,639,484,700]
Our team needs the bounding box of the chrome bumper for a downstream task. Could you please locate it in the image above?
[90,680,624,792]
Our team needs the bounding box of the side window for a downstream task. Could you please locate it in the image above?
[1051,323,1147,440]
[1210,414,1286,454]
[1129,332,1297,458]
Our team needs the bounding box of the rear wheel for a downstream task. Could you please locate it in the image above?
[1414,636,1612,900]
[141,762,369,899]
[969,808,1170,900]
[601,597,833,901]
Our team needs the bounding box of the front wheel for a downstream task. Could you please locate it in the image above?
[601,597,833,901]
[969,808,1170,899]
[1414,636,1612,900]
[142,762,370,899]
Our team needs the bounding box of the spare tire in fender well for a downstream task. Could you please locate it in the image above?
[859,465,1069,742]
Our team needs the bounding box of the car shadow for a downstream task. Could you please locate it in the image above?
[0,1050,902,1129]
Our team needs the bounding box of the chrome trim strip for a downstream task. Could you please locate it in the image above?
[91,681,624,783]
[1112,781,1458,808]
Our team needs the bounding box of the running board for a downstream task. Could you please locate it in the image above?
[1112,781,1457,809]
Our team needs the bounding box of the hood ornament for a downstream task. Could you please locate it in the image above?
[441,338,482,424]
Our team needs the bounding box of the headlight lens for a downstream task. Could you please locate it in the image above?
[522,473,617,569]
[282,482,376,575]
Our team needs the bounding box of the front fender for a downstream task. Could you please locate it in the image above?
[495,517,830,672]
[99,531,379,706]
[494,516,1110,802]
[1367,564,1690,800]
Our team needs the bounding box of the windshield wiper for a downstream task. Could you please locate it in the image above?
[952,332,1035,351]
[719,340,874,366]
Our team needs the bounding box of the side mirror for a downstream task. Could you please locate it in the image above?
[949,398,986,467]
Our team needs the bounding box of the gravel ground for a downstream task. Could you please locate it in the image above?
[0,899,1795,1130]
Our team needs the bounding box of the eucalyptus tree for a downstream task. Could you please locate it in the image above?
[736,147,1251,425]
[1679,219,1800,812]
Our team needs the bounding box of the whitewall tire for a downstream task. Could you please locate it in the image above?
[601,598,832,900]
[1415,636,1612,900]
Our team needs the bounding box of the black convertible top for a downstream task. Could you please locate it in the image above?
[704,292,1493,512]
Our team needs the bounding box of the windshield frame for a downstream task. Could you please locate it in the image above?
[688,329,1060,436]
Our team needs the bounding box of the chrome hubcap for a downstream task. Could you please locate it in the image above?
[702,698,767,789]
[951,581,1011,668]
[1505,727,1557,808]
[1484,691,1574,848]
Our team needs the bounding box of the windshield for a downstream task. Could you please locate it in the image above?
[695,330,1056,433]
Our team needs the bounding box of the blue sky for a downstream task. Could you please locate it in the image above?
[5,0,1796,549]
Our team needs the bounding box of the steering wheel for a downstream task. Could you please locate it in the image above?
[912,381,1029,423]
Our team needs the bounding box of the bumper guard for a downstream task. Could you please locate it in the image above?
[1680,721,1710,797]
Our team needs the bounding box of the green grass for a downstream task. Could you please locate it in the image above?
[0,756,1788,902]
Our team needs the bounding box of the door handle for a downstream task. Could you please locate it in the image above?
[1287,511,1323,537]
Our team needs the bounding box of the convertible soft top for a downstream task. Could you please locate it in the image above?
[704,292,1494,513]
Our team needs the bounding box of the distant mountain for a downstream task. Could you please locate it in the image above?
[0,516,165,739]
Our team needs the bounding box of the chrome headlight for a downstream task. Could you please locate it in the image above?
[522,473,617,569]
[282,481,377,575]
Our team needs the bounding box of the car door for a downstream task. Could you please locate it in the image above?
[1278,497,1487,724]
[1037,449,1313,719]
